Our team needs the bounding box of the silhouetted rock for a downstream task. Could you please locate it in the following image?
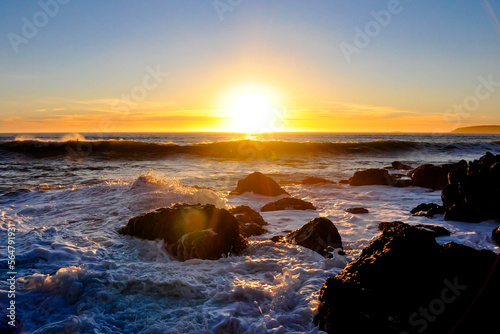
[378,221,451,237]
[410,203,445,217]
[339,179,350,184]
[230,172,289,196]
[492,226,500,246]
[315,224,499,334]
[442,153,500,223]
[346,207,369,214]
[349,169,393,186]
[408,160,466,190]
[284,217,342,257]
[301,176,336,185]
[229,205,268,237]
[385,161,412,170]
[119,203,247,260]
[261,197,316,212]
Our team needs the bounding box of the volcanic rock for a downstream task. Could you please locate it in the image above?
[349,169,393,186]
[229,205,268,237]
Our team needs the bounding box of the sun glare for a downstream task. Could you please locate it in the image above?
[221,83,283,133]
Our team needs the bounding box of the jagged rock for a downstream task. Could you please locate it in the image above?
[346,207,369,214]
[284,217,342,257]
[261,197,316,212]
[349,169,393,186]
[315,224,499,334]
[301,176,336,185]
[442,153,500,223]
[119,203,247,260]
[378,221,451,237]
[408,160,467,190]
[229,205,268,237]
[230,172,289,196]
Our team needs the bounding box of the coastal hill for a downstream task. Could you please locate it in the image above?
[451,125,500,133]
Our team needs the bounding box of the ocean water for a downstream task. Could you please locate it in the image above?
[1,132,499,333]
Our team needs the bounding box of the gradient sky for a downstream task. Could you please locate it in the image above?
[1,0,499,133]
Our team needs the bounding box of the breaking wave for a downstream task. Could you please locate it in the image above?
[1,136,499,159]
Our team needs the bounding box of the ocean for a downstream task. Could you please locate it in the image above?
[1,132,499,333]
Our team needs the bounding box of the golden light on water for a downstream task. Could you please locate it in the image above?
[220,82,284,133]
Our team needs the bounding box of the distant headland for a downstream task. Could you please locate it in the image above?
[451,125,500,133]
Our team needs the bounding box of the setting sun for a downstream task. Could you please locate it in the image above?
[221,83,284,133]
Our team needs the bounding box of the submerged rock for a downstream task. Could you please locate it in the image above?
[229,205,268,237]
[261,197,316,212]
[230,172,289,196]
[442,153,500,223]
[119,203,247,260]
[345,207,369,214]
[284,217,342,257]
[315,224,499,334]
[349,168,392,186]
[301,176,336,185]
[408,160,466,190]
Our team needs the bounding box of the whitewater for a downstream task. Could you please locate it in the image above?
[1,132,499,333]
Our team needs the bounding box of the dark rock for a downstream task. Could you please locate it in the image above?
[349,169,393,186]
[425,204,445,217]
[377,221,451,237]
[261,197,316,212]
[441,153,500,223]
[385,161,412,170]
[339,179,350,184]
[346,207,369,214]
[410,202,445,217]
[410,203,438,214]
[230,172,289,196]
[408,160,467,190]
[284,217,342,256]
[315,224,499,334]
[393,179,414,187]
[229,205,268,237]
[270,235,285,243]
[377,221,405,231]
[492,226,500,246]
[301,176,336,185]
[119,203,247,260]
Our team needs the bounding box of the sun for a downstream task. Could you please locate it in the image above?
[220,83,284,133]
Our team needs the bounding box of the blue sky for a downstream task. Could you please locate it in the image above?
[0,0,499,132]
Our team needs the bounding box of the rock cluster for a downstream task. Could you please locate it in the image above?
[119,203,247,261]
[315,224,499,333]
